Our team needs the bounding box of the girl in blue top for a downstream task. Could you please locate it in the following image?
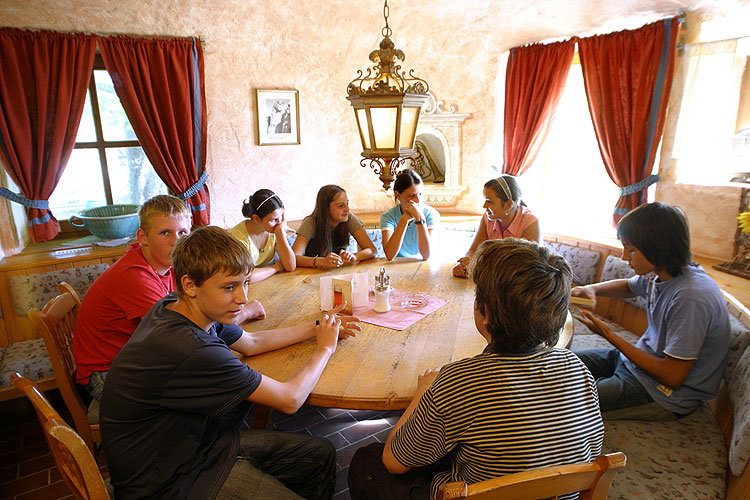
[380,170,439,260]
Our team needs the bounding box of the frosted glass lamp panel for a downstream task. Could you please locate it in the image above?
[370,107,397,149]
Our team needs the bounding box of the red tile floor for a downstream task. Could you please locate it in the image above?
[0,390,402,500]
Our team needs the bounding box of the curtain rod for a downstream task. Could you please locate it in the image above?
[2,26,206,47]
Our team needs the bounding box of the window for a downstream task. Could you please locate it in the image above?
[515,60,624,241]
[672,38,750,186]
[48,56,167,221]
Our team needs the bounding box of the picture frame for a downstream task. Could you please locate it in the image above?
[256,89,300,145]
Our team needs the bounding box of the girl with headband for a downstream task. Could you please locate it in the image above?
[230,189,296,282]
[380,169,440,260]
[453,174,541,278]
[293,185,376,269]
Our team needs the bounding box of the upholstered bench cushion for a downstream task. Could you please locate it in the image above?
[728,347,750,476]
[603,406,727,500]
[545,242,601,285]
[727,314,750,385]
[9,264,109,316]
[0,338,54,387]
[598,255,648,310]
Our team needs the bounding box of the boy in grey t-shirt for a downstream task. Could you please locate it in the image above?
[573,202,730,420]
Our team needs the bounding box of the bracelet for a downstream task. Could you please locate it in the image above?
[312,256,318,268]
[414,219,425,225]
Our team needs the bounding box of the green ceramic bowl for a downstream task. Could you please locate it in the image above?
[69,204,140,240]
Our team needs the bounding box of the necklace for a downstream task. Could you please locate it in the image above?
[246,221,269,252]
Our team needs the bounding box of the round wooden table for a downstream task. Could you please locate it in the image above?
[242,257,573,410]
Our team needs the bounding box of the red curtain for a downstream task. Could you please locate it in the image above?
[579,18,679,224]
[98,36,210,225]
[503,39,576,176]
[0,28,95,242]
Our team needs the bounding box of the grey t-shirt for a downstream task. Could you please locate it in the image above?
[624,265,730,414]
[296,214,363,257]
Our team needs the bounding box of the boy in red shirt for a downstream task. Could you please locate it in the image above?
[73,195,264,399]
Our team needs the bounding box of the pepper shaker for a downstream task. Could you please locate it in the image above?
[374,267,392,313]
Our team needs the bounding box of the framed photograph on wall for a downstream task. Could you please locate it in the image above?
[256,89,300,145]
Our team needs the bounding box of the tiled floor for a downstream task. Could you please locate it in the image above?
[0,391,401,500]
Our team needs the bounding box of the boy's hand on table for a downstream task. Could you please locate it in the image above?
[315,310,342,354]
[243,300,266,321]
[323,302,361,339]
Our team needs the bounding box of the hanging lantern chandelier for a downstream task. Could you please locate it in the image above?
[346,0,431,190]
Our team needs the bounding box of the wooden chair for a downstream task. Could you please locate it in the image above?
[436,453,627,500]
[11,373,109,500]
[28,282,100,454]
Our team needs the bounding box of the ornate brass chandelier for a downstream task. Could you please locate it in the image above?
[346,0,431,190]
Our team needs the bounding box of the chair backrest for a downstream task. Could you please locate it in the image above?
[28,282,95,452]
[11,373,109,500]
[436,453,627,500]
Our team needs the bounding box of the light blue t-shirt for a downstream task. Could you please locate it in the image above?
[380,204,439,259]
[623,265,730,415]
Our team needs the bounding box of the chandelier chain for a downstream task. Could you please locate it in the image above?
[382,0,392,38]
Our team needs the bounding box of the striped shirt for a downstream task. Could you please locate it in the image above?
[391,348,604,499]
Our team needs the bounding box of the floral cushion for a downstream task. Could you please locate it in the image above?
[364,229,385,258]
[728,347,750,477]
[9,264,109,316]
[726,315,750,384]
[603,406,727,499]
[0,338,53,387]
[598,255,648,310]
[545,242,601,285]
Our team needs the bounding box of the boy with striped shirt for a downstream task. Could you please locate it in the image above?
[348,238,604,500]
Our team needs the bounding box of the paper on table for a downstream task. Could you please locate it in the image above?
[354,289,448,331]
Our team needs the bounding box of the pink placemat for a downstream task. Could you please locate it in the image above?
[353,291,448,331]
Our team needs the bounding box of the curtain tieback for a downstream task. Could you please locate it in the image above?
[0,187,49,209]
[619,174,660,196]
[178,171,208,200]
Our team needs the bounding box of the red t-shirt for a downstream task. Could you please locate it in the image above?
[73,243,174,385]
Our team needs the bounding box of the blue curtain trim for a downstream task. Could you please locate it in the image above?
[178,171,208,200]
[191,38,203,176]
[613,207,631,216]
[642,18,672,177]
[26,212,52,227]
[186,202,207,213]
[619,174,660,196]
[0,187,49,209]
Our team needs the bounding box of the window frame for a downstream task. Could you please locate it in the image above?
[57,55,144,235]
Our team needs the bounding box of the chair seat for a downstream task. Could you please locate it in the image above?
[603,406,727,499]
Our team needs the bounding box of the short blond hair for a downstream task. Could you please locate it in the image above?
[171,226,254,296]
[138,195,191,234]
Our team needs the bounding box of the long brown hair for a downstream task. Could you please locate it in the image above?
[310,185,349,256]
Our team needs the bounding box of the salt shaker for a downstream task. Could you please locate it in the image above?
[373,267,392,313]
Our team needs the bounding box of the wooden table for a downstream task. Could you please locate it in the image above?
[242,257,573,410]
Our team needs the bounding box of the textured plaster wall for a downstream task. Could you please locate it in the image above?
[1,0,748,258]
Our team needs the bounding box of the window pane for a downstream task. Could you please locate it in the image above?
[95,70,137,141]
[106,147,168,205]
[49,149,107,219]
[75,89,97,142]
